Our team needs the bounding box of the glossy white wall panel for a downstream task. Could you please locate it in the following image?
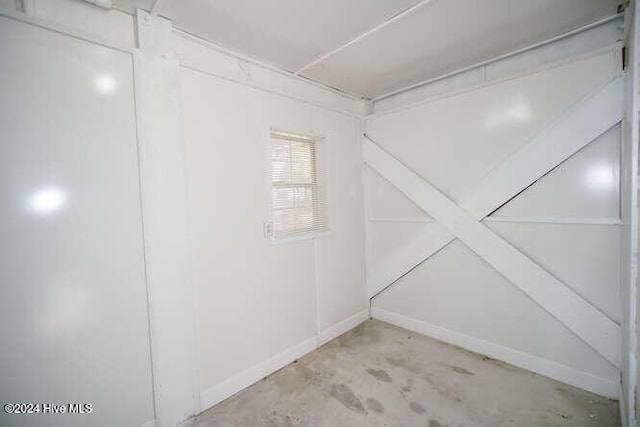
[493,125,620,220]
[486,222,621,322]
[372,241,618,382]
[366,166,431,221]
[365,53,615,202]
[0,16,154,427]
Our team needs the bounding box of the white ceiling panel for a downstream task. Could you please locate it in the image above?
[155,0,419,72]
[301,0,620,98]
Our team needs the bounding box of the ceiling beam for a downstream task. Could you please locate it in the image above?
[294,0,434,75]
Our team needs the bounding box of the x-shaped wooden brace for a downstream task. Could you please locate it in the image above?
[364,77,623,367]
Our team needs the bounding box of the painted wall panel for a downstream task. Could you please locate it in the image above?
[181,68,316,391]
[0,16,154,427]
[179,65,364,396]
[492,125,620,220]
[313,111,367,332]
[365,49,622,394]
[366,166,431,221]
[369,222,436,268]
[372,241,618,382]
[486,222,621,323]
[366,53,616,202]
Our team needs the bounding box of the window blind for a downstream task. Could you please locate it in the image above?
[270,130,327,239]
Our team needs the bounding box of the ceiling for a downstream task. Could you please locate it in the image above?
[114,0,620,99]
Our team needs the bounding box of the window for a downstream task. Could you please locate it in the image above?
[270,130,327,240]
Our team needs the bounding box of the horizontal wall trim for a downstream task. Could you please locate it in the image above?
[373,13,622,102]
[483,217,623,226]
[199,336,317,412]
[173,31,365,119]
[367,44,621,120]
[174,28,361,102]
[0,5,133,54]
[371,308,619,399]
[318,309,370,346]
[369,217,623,225]
[369,217,435,223]
[180,63,363,120]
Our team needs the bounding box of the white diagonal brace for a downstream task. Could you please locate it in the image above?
[364,139,621,367]
[460,77,623,218]
[368,222,451,297]
[367,76,623,298]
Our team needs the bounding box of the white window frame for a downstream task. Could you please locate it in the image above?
[269,128,328,243]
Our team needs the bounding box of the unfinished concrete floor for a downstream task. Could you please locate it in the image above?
[193,320,619,427]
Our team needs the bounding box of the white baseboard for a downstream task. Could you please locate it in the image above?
[199,336,317,411]
[371,308,618,399]
[318,309,370,346]
[199,309,371,412]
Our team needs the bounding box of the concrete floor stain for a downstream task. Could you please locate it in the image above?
[365,368,392,383]
[410,401,426,414]
[451,366,475,376]
[193,320,620,427]
[329,383,366,414]
[365,397,384,414]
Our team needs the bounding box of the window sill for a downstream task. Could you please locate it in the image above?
[270,230,329,245]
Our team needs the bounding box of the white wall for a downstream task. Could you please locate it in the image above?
[3,0,630,425]
[365,44,623,397]
[0,2,367,426]
[0,12,154,427]
[176,34,367,410]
